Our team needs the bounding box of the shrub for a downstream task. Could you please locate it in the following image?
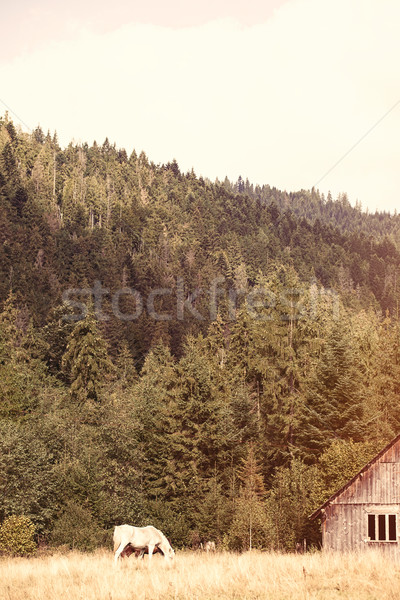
[0,515,37,556]
[50,501,102,551]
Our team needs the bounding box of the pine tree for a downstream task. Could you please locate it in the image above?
[114,340,138,388]
[40,304,76,378]
[366,315,400,441]
[0,294,50,418]
[174,336,234,492]
[132,344,178,504]
[297,315,367,461]
[228,444,267,550]
[62,309,114,404]
[265,459,321,550]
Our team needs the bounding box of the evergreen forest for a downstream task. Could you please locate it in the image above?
[1,113,400,551]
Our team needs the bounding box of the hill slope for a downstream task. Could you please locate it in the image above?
[0,115,399,551]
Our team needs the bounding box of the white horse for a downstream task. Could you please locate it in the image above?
[113,524,174,564]
[204,540,216,552]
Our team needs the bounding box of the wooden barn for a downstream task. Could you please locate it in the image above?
[310,434,400,558]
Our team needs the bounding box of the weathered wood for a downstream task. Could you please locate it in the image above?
[311,434,400,559]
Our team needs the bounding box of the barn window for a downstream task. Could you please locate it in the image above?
[389,515,397,540]
[368,514,375,540]
[368,514,397,542]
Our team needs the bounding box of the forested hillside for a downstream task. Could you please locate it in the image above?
[230,175,400,245]
[1,113,400,551]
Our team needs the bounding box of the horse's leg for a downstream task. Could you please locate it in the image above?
[147,544,155,562]
[114,541,128,564]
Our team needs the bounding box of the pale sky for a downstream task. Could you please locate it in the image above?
[1,0,399,213]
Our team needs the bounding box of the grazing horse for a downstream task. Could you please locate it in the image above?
[113,525,174,564]
[204,541,216,552]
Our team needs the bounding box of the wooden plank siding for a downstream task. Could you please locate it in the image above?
[311,434,400,558]
[331,463,400,505]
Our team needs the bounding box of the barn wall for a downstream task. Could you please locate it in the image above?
[321,439,400,558]
[334,463,400,505]
[323,504,400,559]
[323,504,365,552]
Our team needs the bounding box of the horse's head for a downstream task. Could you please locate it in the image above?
[160,537,175,560]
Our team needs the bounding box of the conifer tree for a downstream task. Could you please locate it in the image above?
[132,344,178,504]
[228,444,267,550]
[114,339,138,388]
[173,336,233,493]
[366,315,400,441]
[62,309,114,404]
[40,304,76,378]
[297,315,367,461]
[265,458,321,550]
[0,294,50,418]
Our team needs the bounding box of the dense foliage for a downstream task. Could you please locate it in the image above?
[0,515,36,556]
[1,113,399,551]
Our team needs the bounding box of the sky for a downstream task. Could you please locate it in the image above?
[1,0,399,213]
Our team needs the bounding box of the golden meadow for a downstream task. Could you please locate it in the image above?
[1,549,400,600]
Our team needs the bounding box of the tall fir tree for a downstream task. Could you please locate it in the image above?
[62,309,114,404]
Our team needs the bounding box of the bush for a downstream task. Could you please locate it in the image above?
[51,501,102,551]
[0,515,37,556]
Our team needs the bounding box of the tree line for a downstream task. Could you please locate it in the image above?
[0,114,399,551]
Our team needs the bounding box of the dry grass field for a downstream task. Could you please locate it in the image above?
[1,549,400,600]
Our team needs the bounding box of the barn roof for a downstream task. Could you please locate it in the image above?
[309,432,400,520]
